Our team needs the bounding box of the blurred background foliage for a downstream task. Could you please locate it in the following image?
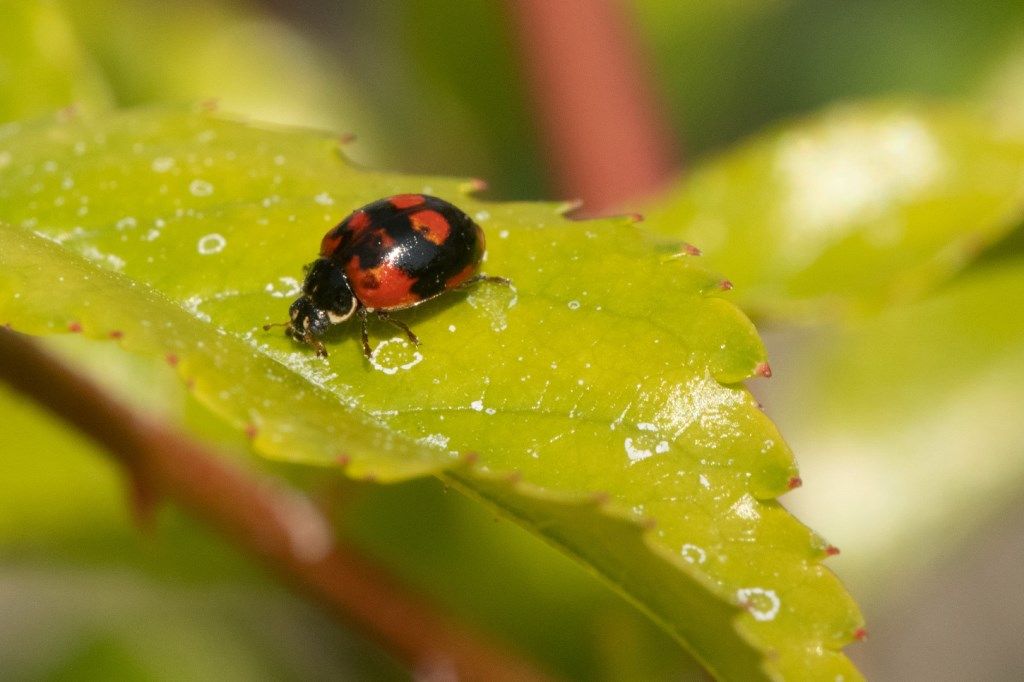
[3,0,1024,679]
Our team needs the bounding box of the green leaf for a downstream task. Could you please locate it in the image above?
[61,0,377,138]
[0,107,862,679]
[0,0,111,122]
[763,260,1024,593]
[642,101,1024,321]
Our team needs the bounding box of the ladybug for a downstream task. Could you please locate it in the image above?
[266,194,508,358]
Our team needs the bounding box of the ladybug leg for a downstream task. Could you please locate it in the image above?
[358,308,373,358]
[457,274,511,290]
[376,310,420,346]
[303,331,328,358]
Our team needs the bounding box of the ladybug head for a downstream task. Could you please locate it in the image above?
[265,258,358,357]
[288,296,331,338]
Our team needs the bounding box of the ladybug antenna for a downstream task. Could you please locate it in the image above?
[262,321,291,331]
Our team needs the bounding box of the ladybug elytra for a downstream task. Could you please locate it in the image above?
[266,194,508,358]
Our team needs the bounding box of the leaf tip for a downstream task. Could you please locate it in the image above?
[719,279,734,291]
[68,321,82,333]
[680,242,702,256]
[824,544,841,557]
[853,627,869,642]
[755,361,772,378]
[787,475,803,490]
[109,329,124,340]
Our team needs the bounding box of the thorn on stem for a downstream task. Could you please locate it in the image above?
[464,178,489,193]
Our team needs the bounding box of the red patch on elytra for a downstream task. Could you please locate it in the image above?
[320,232,343,257]
[388,194,426,210]
[347,210,371,231]
[349,260,419,309]
[410,209,451,245]
[446,263,476,289]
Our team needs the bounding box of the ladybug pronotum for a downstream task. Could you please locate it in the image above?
[266,194,508,358]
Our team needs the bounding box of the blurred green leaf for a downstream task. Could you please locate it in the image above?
[60,0,375,141]
[0,563,401,681]
[0,339,700,680]
[633,0,1024,157]
[0,0,111,122]
[0,108,862,679]
[642,101,1024,321]
[762,261,1024,595]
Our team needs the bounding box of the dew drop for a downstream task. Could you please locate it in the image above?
[197,233,226,255]
[189,179,214,197]
[680,543,707,565]
[265,276,302,298]
[151,156,175,173]
[368,338,423,375]
[736,587,781,622]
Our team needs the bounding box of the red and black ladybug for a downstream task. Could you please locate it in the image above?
[266,194,508,358]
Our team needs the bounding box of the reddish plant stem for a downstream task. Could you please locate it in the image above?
[506,0,680,215]
[0,329,554,682]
